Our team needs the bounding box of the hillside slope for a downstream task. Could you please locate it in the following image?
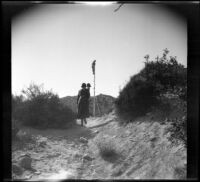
[86,113,186,179]
[60,94,115,116]
[12,112,186,180]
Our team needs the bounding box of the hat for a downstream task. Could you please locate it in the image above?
[81,83,86,88]
[87,83,91,87]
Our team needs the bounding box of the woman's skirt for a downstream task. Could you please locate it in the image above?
[77,97,88,119]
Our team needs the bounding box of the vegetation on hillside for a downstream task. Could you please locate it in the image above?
[12,83,76,133]
[89,94,115,116]
[115,49,187,145]
[60,94,115,117]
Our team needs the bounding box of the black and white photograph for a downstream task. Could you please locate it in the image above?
[5,1,194,180]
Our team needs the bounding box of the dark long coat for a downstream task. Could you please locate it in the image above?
[77,88,89,119]
[86,88,90,117]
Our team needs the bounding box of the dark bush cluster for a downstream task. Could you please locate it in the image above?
[115,49,187,145]
[115,74,159,119]
[167,98,187,146]
[115,49,187,119]
[168,116,187,146]
[12,83,76,129]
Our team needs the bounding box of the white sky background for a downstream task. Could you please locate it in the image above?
[12,3,187,98]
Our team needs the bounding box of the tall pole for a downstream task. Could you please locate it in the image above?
[92,60,96,117]
[93,71,95,117]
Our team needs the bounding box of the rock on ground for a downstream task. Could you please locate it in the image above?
[83,154,94,161]
[80,137,88,144]
[19,155,32,170]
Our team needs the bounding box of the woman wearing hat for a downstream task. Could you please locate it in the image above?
[77,83,88,126]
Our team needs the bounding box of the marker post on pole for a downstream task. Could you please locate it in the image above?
[92,60,96,117]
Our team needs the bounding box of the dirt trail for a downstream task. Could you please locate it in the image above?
[12,114,116,180]
[12,112,186,180]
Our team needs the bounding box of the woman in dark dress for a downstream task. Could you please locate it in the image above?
[86,83,91,120]
[77,83,88,126]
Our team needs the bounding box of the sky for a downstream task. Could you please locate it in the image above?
[12,3,187,98]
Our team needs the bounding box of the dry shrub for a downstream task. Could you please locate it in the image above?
[12,83,76,129]
[115,49,186,121]
[168,116,187,146]
[96,139,120,163]
[174,166,186,179]
[12,119,20,141]
[16,130,35,143]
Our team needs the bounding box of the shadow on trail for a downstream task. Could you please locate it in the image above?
[20,123,95,143]
[67,124,95,140]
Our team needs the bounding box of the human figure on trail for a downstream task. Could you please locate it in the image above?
[77,83,89,126]
[86,83,91,119]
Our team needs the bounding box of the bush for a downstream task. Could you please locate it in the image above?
[15,130,35,143]
[174,165,186,179]
[12,83,76,129]
[12,119,20,140]
[12,95,25,123]
[96,140,120,163]
[169,116,187,146]
[115,49,187,145]
[116,75,159,119]
[167,99,187,146]
[115,49,187,120]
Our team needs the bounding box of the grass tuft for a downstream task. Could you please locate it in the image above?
[96,140,120,163]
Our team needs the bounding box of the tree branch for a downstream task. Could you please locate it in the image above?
[114,3,124,12]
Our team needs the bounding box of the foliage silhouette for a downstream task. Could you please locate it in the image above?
[12,83,76,129]
[115,49,187,144]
